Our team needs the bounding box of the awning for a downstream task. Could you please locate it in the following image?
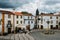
[16,24,27,29]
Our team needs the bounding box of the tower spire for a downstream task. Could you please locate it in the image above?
[36,9,39,16]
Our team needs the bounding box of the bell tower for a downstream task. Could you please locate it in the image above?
[34,9,39,29]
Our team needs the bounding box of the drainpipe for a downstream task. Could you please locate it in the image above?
[2,12,4,35]
[13,14,15,33]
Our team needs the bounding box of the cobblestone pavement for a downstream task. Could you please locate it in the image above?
[0,29,60,40]
[29,30,60,40]
[0,33,34,40]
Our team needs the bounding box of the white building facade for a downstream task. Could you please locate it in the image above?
[38,13,60,29]
[0,10,35,33]
[23,15,35,29]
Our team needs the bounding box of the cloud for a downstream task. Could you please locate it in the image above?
[0,0,60,15]
[16,0,46,15]
[0,0,34,8]
[44,0,60,5]
[16,0,60,15]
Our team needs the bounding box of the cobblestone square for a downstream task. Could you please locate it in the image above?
[30,30,60,40]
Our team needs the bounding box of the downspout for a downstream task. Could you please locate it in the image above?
[13,14,15,33]
[2,12,4,35]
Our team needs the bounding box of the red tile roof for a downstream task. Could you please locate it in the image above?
[14,12,33,16]
[0,10,14,14]
[0,10,33,16]
[14,12,23,16]
[39,13,60,16]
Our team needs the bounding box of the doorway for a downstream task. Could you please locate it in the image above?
[7,20,12,34]
[56,25,58,29]
[26,25,30,31]
[50,25,53,29]
[41,25,43,29]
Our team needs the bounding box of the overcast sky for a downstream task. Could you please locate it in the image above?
[0,0,60,15]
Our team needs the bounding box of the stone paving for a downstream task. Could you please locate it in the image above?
[0,29,60,40]
[29,30,60,40]
[0,33,34,40]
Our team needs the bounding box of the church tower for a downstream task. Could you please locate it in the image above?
[36,9,39,16]
[34,9,39,29]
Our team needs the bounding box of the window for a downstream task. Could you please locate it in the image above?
[31,21,33,23]
[20,21,22,24]
[56,25,58,29]
[17,21,18,24]
[50,16,52,19]
[41,25,43,29]
[21,16,22,18]
[56,21,58,24]
[24,20,25,24]
[59,22,60,25]
[51,20,53,24]
[44,19,45,21]
[28,16,29,19]
[31,16,32,19]
[50,25,53,29]
[0,21,1,25]
[41,21,43,24]
[8,20,11,24]
[8,14,11,18]
[28,21,30,24]
[17,15,18,18]
[38,25,39,28]
[56,16,58,19]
